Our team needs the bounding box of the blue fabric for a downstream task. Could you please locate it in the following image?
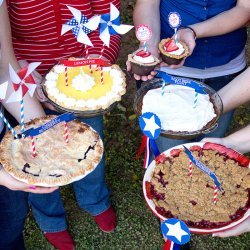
[0,130,28,250]
[29,114,110,232]
[155,70,243,153]
[160,0,247,69]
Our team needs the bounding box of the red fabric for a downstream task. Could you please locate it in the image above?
[44,230,74,250]
[7,0,121,75]
[94,206,116,233]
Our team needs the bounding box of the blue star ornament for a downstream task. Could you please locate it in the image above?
[61,6,101,46]
[139,112,161,139]
[99,3,133,47]
[161,219,190,245]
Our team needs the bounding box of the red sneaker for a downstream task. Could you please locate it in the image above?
[44,230,74,250]
[94,206,116,233]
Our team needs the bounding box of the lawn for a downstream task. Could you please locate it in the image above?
[24,1,250,249]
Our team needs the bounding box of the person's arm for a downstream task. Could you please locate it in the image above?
[212,217,250,237]
[218,67,250,113]
[0,165,58,193]
[189,0,250,39]
[0,1,45,122]
[127,0,160,81]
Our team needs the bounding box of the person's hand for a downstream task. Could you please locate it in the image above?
[0,168,58,194]
[159,28,196,69]
[213,217,250,237]
[126,46,159,82]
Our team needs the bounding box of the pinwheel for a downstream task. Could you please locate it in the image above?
[99,3,134,47]
[0,81,18,138]
[7,62,41,154]
[61,6,101,47]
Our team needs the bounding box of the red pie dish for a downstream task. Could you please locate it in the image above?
[143,142,250,234]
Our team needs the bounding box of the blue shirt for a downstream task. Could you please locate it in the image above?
[160,0,247,69]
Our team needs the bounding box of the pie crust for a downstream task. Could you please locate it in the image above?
[0,116,103,186]
[145,143,250,229]
[43,59,126,111]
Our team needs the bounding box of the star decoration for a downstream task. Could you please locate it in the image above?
[161,218,190,245]
[99,3,133,47]
[61,6,101,46]
[7,62,41,103]
[139,112,161,139]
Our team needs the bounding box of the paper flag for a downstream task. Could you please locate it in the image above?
[61,6,101,46]
[99,3,133,47]
[155,70,206,94]
[139,112,161,139]
[0,81,8,100]
[168,12,181,29]
[183,146,222,191]
[161,218,190,245]
[7,62,41,103]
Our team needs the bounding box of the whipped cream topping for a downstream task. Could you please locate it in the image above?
[45,66,125,110]
[141,85,216,132]
[72,70,95,92]
[167,42,185,56]
[133,54,155,64]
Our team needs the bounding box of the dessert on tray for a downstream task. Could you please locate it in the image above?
[43,58,126,112]
[141,84,216,132]
[144,143,250,231]
[159,38,189,65]
[0,116,103,186]
[128,48,160,76]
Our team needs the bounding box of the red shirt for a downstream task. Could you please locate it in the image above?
[7,0,121,75]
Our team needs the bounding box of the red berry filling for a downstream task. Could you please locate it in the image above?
[135,50,152,58]
[163,39,178,52]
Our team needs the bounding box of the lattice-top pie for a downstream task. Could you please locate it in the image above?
[145,143,250,229]
[0,116,103,186]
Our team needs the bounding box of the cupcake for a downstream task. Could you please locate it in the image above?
[159,38,189,65]
[128,49,160,76]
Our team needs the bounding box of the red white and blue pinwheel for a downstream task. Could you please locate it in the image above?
[99,4,133,47]
[61,6,101,47]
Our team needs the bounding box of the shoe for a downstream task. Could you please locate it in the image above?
[44,230,74,250]
[94,206,116,233]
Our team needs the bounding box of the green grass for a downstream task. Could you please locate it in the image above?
[24,1,250,249]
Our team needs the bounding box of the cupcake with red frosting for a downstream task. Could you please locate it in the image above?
[159,38,189,65]
[128,49,160,76]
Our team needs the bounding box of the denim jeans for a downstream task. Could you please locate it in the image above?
[29,115,110,232]
[155,71,243,153]
[0,126,28,250]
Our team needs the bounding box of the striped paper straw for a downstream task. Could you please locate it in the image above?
[0,111,18,138]
[143,41,147,51]
[189,160,192,178]
[20,99,25,135]
[65,66,68,86]
[100,67,104,85]
[161,82,166,96]
[213,185,218,204]
[31,136,37,157]
[64,122,69,144]
[193,91,198,109]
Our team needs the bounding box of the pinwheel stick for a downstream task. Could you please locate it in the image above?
[31,136,37,157]
[20,99,25,134]
[65,66,69,86]
[189,160,192,178]
[64,122,69,144]
[0,111,18,139]
[84,45,93,74]
[213,185,218,204]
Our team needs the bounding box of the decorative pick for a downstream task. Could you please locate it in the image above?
[168,12,181,43]
[61,6,101,46]
[99,3,133,47]
[135,24,152,52]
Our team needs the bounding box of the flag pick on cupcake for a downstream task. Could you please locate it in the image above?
[61,6,101,46]
[168,12,181,44]
[0,81,18,139]
[137,112,161,168]
[161,218,190,249]
[135,24,152,52]
[99,3,134,48]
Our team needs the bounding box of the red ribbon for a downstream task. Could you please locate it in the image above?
[136,135,148,160]
[60,58,111,67]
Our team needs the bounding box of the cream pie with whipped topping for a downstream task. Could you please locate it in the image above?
[128,49,160,76]
[159,38,189,65]
[43,58,126,111]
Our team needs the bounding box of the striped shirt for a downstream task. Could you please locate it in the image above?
[7,0,121,75]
